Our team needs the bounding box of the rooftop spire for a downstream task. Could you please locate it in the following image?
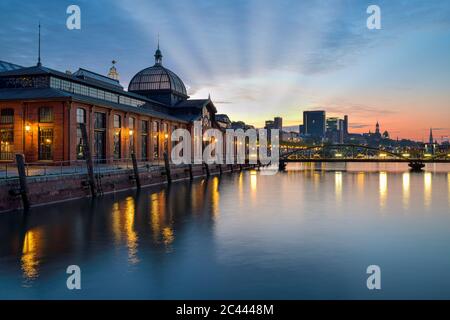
[108,60,120,81]
[37,22,42,67]
[429,128,434,145]
[154,35,163,65]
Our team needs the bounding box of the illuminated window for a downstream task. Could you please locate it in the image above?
[113,114,121,160]
[0,108,14,124]
[153,121,159,159]
[0,128,14,160]
[38,128,53,160]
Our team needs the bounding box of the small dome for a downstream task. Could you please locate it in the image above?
[128,46,187,98]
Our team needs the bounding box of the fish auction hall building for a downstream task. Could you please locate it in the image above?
[0,47,219,163]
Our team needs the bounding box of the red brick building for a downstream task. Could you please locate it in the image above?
[0,47,219,164]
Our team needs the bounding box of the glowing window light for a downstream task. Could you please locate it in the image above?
[379,153,387,158]
[402,153,410,158]
[335,153,343,158]
[424,153,432,157]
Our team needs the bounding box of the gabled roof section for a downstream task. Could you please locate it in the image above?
[174,99,217,113]
[0,64,167,107]
[0,87,71,101]
[0,60,23,73]
[73,68,123,89]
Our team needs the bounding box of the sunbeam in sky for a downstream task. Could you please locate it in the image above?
[0,0,449,141]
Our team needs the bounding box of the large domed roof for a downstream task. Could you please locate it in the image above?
[128,46,187,98]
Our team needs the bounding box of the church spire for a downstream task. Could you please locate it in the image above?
[429,128,434,145]
[154,35,163,65]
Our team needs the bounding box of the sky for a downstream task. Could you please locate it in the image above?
[0,0,449,141]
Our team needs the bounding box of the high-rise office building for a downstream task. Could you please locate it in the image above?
[303,111,326,138]
[265,120,275,130]
[343,115,349,136]
[274,117,283,131]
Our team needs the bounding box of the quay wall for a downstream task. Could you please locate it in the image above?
[0,164,250,213]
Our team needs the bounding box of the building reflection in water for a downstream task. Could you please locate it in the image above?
[21,228,43,284]
[125,196,139,264]
[112,196,139,264]
[211,177,220,218]
[111,196,140,264]
[379,172,388,209]
[250,170,258,201]
[335,171,342,204]
[402,172,410,210]
[424,172,432,210]
[150,190,175,251]
[357,172,365,195]
[238,172,244,205]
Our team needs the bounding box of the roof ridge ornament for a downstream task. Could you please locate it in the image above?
[154,35,163,66]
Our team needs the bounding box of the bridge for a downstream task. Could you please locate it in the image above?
[279,144,450,171]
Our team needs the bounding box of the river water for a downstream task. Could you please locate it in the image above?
[0,163,449,299]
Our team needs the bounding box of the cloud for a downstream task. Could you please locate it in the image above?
[214,101,233,104]
[308,105,397,116]
[349,123,371,129]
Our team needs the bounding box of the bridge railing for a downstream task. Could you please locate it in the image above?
[280,144,450,161]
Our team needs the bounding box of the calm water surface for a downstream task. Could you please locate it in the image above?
[0,163,449,299]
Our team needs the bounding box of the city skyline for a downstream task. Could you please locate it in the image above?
[1,0,449,141]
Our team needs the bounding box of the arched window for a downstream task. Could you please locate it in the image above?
[76,108,86,159]
[113,114,121,160]
[128,117,135,154]
[76,108,86,124]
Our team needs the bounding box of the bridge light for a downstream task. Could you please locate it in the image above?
[402,153,410,158]
[379,153,387,158]
[424,153,432,157]
[335,153,343,158]
[447,154,450,157]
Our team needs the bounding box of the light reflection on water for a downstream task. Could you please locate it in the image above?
[0,162,449,299]
[402,173,410,210]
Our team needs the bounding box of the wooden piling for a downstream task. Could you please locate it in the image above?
[80,123,96,197]
[15,154,30,211]
[131,153,141,189]
[164,152,172,184]
[188,164,193,180]
[204,162,210,178]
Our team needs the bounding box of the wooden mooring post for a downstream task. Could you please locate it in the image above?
[164,152,172,184]
[131,153,141,189]
[15,154,30,211]
[204,162,210,178]
[80,123,97,197]
[188,164,193,180]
